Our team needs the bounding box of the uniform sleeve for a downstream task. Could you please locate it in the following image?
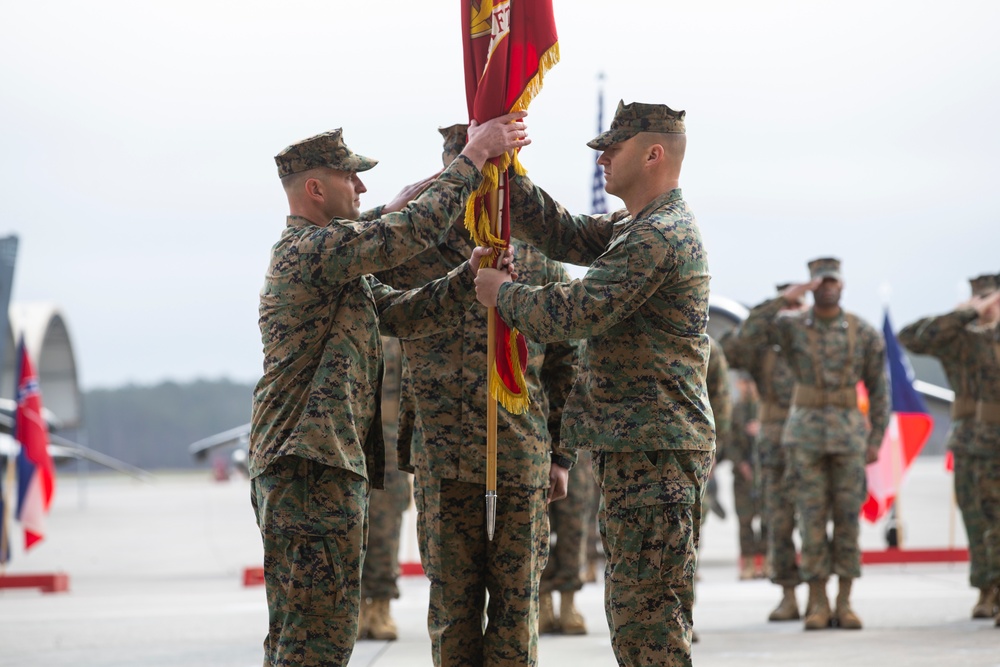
[370,264,475,339]
[509,175,628,266]
[862,329,890,450]
[707,340,732,457]
[738,297,790,355]
[537,260,580,468]
[896,309,979,360]
[297,157,481,286]
[357,205,385,222]
[496,224,673,343]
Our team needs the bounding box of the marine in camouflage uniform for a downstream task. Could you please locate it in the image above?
[739,257,889,631]
[897,274,999,619]
[964,277,1000,627]
[475,101,714,667]
[728,372,765,579]
[721,284,805,621]
[373,124,579,667]
[249,118,526,667]
[358,336,413,640]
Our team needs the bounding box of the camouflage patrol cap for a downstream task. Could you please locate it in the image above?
[807,257,842,281]
[439,123,469,167]
[274,128,378,178]
[587,100,686,150]
[969,273,998,296]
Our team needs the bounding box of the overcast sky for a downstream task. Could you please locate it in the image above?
[2,0,998,390]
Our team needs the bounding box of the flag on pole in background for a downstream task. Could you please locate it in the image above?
[14,337,55,549]
[592,76,607,215]
[862,311,934,523]
[462,0,559,413]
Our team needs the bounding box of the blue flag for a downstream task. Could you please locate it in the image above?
[862,310,934,523]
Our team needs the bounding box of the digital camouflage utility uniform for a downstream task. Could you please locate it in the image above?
[740,297,888,584]
[374,228,578,667]
[970,314,1000,623]
[898,308,988,592]
[499,158,714,665]
[250,131,485,667]
[360,336,412,604]
[722,317,801,589]
[729,383,765,562]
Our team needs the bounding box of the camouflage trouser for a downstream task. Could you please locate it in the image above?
[972,453,1000,588]
[578,450,603,564]
[415,476,549,667]
[593,449,712,667]
[762,457,801,587]
[733,469,765,557]
[790,448,865,581]
[953,452,989,589]
[542,460,594,593]
[360,467,412,600]
[250,455,369,667]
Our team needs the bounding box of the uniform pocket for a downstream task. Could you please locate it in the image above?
[605,480,696,585]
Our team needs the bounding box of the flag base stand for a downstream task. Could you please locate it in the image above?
[0,572,69,593]
[861,548,968,565]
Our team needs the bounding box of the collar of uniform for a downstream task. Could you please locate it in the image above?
[613,188,683,229]
[805,307,847,329]
[631,188,683,222]
[286,215,323,228]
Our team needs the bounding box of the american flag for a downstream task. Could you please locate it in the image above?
[591,77,608,215]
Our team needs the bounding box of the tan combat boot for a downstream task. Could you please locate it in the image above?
[768,586,800,621]
[739,557,755,581]
[559,591,587,635]
[972,586,999,619]
[834,577,863,630]
[803,579,832,630]
[367,598,398,641]
[539,591,559,634]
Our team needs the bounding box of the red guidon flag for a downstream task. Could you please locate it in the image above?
[462,0,558,414]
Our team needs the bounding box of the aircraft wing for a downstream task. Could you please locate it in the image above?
[0,417,152,481]
[188,423,250,461]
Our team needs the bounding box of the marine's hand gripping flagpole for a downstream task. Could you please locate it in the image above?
[462,0,559,541]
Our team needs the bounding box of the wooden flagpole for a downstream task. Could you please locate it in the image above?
[485,174,504,541]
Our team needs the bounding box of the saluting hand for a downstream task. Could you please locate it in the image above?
[781,279,821,306]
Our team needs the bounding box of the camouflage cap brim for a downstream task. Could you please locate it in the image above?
[587,127,640,151]
[343,153,378,173]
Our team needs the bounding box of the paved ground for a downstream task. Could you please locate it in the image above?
[1,459,997,667]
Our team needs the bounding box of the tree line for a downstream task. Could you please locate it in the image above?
[78,379,255,471]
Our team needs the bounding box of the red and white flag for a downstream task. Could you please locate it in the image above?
[15,337,55,549]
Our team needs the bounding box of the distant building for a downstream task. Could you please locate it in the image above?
[2,302,81,431]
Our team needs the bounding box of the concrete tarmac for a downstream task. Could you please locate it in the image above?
[0,459,997,667]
